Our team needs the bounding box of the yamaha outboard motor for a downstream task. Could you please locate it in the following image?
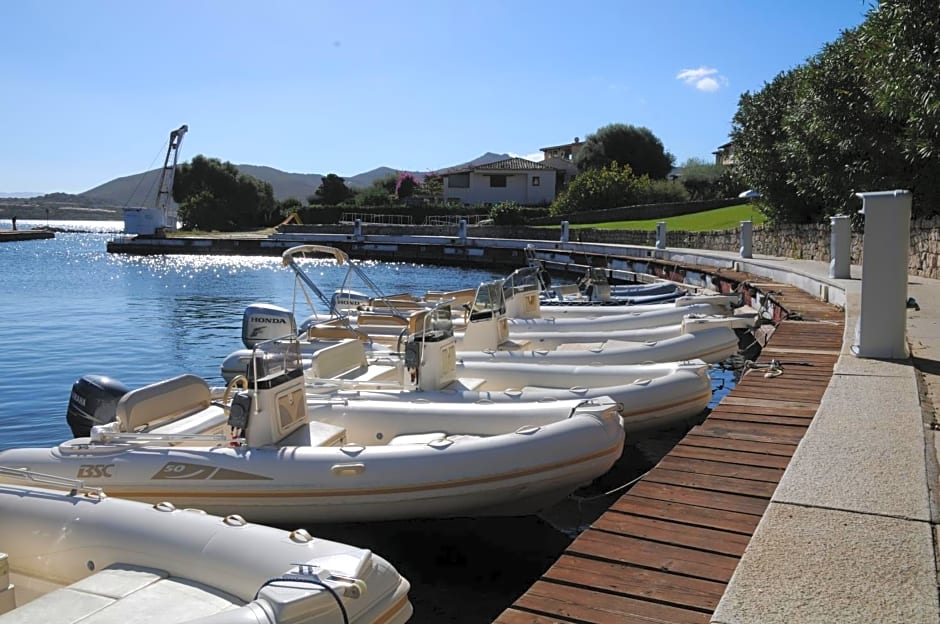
[241,303,297,348]
[66,375,130,438]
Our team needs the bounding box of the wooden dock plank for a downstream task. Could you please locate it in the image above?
[668,444,794,470]
[513,581,711,624]
[568,531,741,582]
[656,455,785,483]
[608,496,763,534]
[591,512,751,557]
[678,434,798,457]
[547,555,726,611]
[642,467,778,499]
[626,481,769,516]
[495,272,844,624]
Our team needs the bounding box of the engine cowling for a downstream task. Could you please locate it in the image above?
[66,375,129,438]
[241,303,297,348]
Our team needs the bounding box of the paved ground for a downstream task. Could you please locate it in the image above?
[657,249,939,623]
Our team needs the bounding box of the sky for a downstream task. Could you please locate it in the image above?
[0,0,872,195]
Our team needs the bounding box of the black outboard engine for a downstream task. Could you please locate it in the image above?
[66,375,130,438]
[242,303,297,348]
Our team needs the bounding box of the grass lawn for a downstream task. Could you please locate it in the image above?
[566,203,767,232]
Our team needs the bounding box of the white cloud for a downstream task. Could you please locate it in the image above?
[677,66,728,92]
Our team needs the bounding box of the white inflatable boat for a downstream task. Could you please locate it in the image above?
[0,340,625,524]
[0,468,412,624]
[296,317,713,433]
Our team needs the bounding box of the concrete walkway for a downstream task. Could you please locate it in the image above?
[653,249,939,623]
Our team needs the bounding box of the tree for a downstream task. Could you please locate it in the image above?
[678,158,726,200]
[550,162,642,216]
[575,123,675,179]
[731,0,940,222]
[314,174,352,206]
[418,173,443,199]
[174,155,276,231]
[395,173,418,199]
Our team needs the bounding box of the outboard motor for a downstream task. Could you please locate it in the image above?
[66,375,130,438]
[241,303,297,348]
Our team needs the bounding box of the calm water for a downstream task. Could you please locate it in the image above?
[0,220,502,449]
[0,220,742,623]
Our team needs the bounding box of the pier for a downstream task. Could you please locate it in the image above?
[105,228,940,622]
[495,282,844,623]
[0,229,54,242]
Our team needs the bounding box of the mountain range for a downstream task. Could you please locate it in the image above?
[66,151,513,207]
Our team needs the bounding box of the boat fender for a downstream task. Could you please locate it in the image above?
[228,392,252,432]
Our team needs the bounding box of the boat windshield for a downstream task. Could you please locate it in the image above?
[468,280,506,321]
[502,266,541,300]
[247,336,304,381]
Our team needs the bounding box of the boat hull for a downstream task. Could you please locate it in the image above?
[0,482,412,623]
[0,404,624,524]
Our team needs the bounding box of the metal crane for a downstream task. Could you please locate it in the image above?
[154,124,188,234]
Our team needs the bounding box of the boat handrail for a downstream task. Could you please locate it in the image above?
[305,376,407,391]
[0,465,105,496]
[89,431,239,445]
[282,244,349,265]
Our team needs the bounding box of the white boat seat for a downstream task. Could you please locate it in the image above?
[116,374,211,433]
[148,405,228,438]
[0,564,239,623]
[278,420,347,447]
[309,340,369,379]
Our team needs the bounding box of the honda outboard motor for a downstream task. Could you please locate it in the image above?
[66,375,130,438]
[241,303,297,348]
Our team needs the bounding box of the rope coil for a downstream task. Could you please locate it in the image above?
[742,358,784,378]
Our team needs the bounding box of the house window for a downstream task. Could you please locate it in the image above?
[447,173,469,188]
[532,176,540,187]
[489,175,507,188]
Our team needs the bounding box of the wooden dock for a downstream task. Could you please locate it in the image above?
[494,282,844,624]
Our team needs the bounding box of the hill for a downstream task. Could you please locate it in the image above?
[12,151,519,208]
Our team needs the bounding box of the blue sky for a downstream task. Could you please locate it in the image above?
[0,0,871,194]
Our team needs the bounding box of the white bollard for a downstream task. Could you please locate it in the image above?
[560,221,570,244]
[457,219,467,243]
[854,190,911,359]
[740,220,753,258]
[353,218,363,241]
[655,221,667,250]
[829,214,851,279]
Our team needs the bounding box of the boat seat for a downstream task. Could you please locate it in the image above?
[278,420,347,447]
[309,340,369,379]
[0,564,239,624]
[115,375,211,433]
[148,405,228,438]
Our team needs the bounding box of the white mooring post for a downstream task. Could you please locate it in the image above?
[457,219,467,243]
[854,190,912,359]
[829,214,851,279]
[655,221,667,250]
[560,221,570,244]
[353,218,363,242]
[740,220,753,258]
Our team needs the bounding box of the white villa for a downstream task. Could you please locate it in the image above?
[442,157,557,205]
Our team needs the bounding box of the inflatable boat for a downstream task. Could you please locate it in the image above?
[0,339,625,524]
[0,468,412,623]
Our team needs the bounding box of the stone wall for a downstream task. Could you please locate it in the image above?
[279,217,940,279]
